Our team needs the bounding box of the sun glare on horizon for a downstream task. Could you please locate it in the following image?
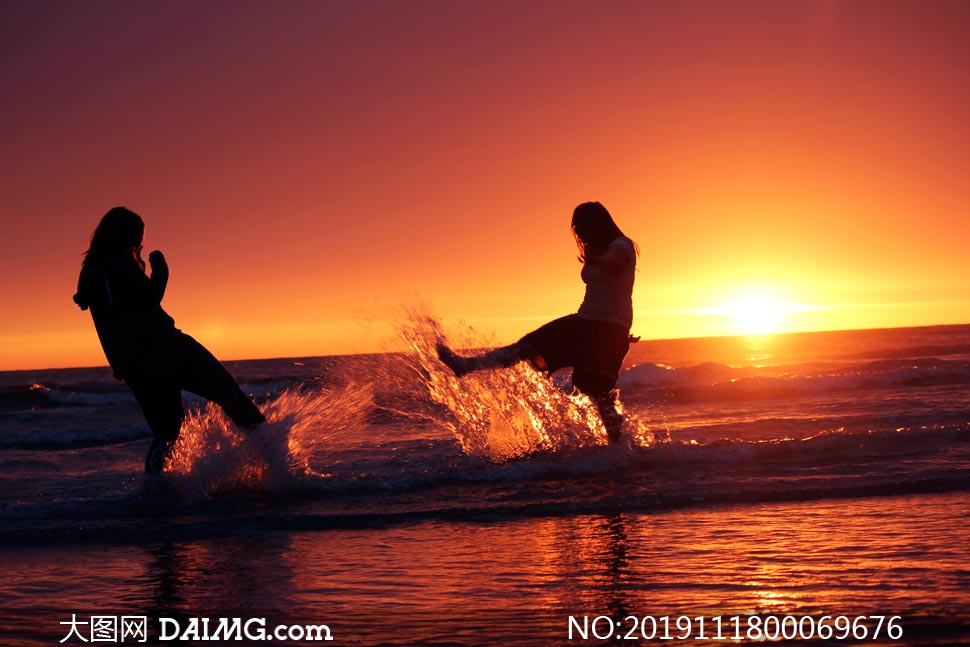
[720,295,799,337]
[728,296,786,336]
[684,292,811,338]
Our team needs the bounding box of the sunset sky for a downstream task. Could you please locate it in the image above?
[2,1,969,371]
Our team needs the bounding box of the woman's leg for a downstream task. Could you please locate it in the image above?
[437,315,578,378]
[176,336,265,429]
[436,341,534,377]
[573,320,631,444]
[128,380,184,473]
[574,364,624,443]
[592,390,624,443]
[437,315,628,442]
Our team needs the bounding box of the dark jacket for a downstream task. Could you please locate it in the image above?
[73,250,181,381]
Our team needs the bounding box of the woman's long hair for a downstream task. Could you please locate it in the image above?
[83,207,145,269]
[571,201,638,261]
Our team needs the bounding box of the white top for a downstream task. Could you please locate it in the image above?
[576,236,636,329]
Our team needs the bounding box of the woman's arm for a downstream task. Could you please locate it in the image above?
[103,251,168,307]
[584,238,634,271]
[147,250,169,301]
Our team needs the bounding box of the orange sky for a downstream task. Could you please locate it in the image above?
[2,1,969,371]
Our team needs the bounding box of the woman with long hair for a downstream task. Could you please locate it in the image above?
[73,207,265,473]
[437,201,638,443]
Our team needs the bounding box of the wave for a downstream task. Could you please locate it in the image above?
[0,380,289,412]
[3,416,967,543]
[838,341,970,362]
[0,381,293,450]
[0,383,130,413]
[0,424,149,451]
[618,358,970,400]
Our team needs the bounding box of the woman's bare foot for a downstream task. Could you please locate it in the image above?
[436,343,472,377]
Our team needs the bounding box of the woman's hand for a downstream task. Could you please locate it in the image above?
[148,250,169,279]
[148,250,165,267]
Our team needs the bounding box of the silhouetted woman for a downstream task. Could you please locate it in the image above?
[74,207,265,473]
[437,201,637,442]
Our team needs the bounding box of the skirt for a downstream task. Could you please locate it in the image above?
[518,314,631,396]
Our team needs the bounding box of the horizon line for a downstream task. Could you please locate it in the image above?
[5,320,968,375]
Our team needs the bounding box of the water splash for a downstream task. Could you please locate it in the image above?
[163,384,371,498]
[399,309,657,461]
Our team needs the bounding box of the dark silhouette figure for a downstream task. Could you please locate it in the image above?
[74,207,265,473]
[437,201,638,443]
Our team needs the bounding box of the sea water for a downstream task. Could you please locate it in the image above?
[1,320,968,645]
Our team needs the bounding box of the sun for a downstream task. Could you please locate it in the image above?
[725,295,789,336]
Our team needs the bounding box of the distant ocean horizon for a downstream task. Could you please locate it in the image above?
[8,320,970,376]
[3,318,968,645]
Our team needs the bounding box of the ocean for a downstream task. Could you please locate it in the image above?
[2,318,969,646]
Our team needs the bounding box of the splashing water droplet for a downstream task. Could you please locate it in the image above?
[163,384,372,498]
[399,309,652,462]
